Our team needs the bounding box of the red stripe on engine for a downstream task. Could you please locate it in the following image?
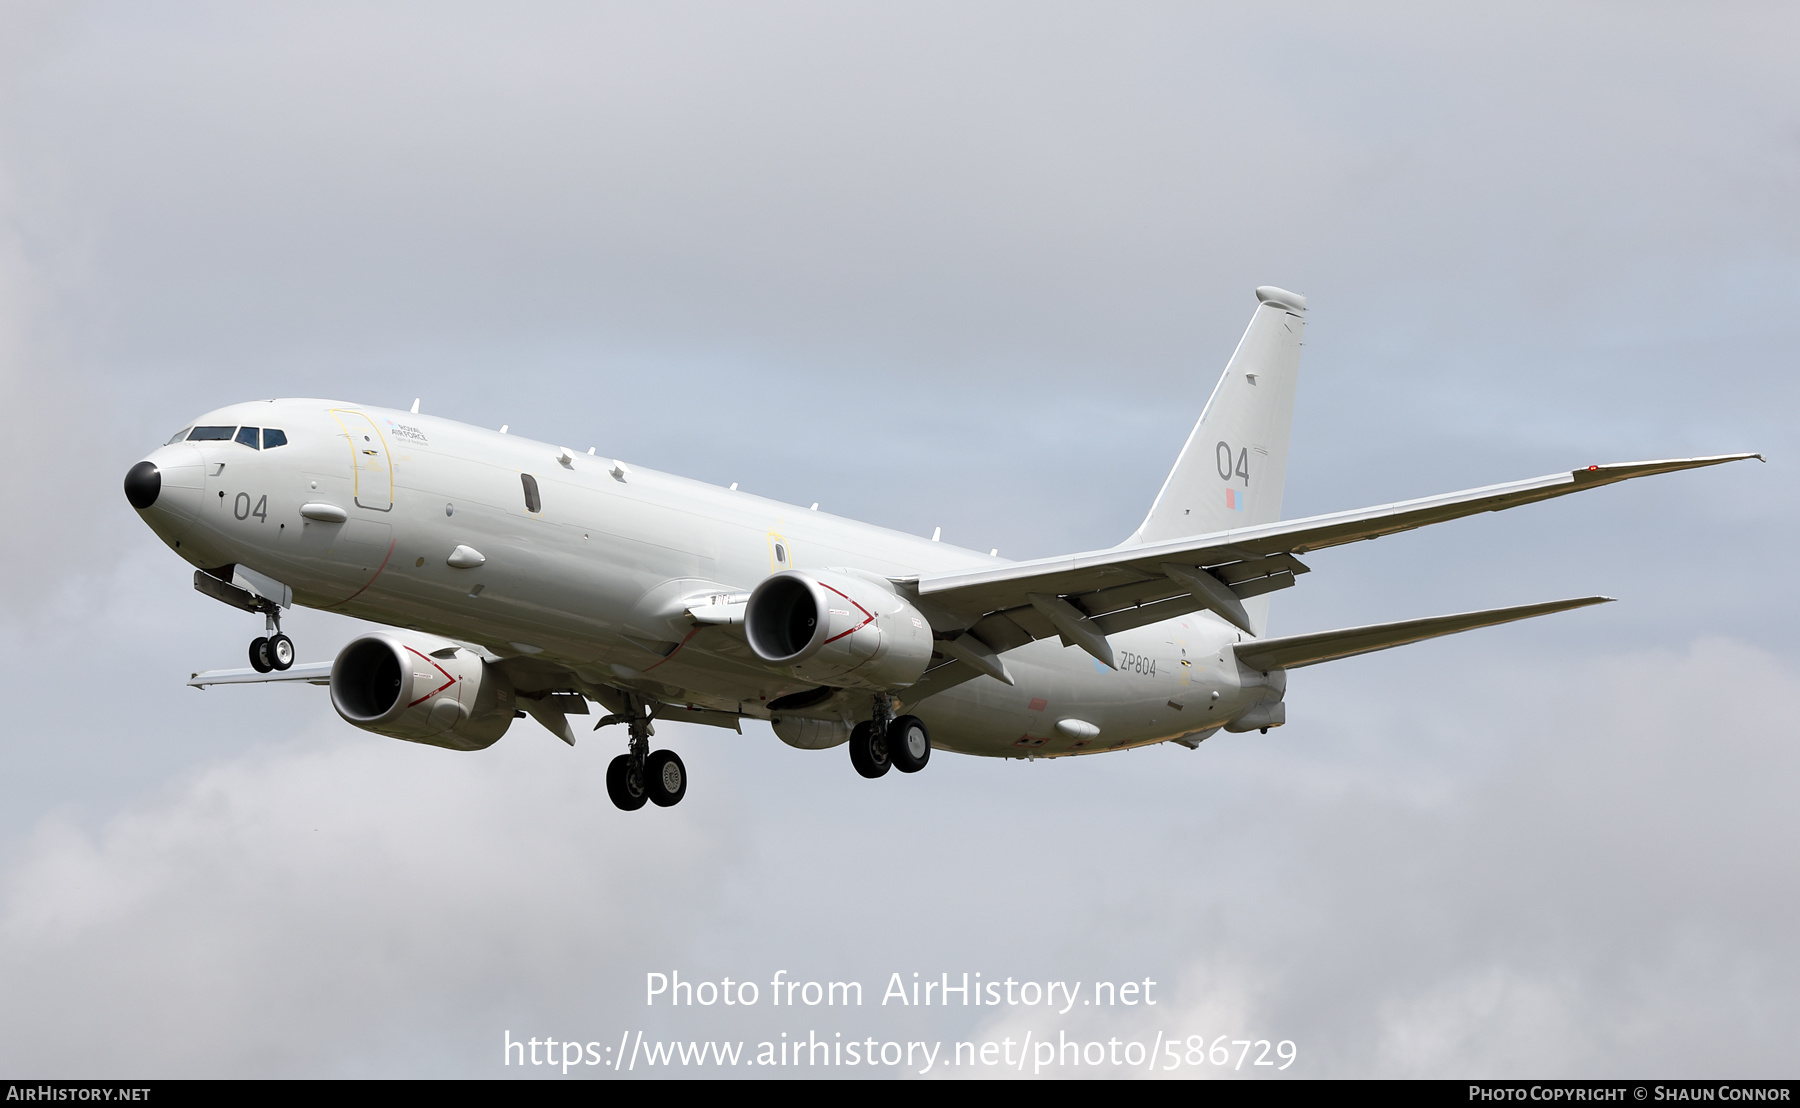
[404,645,457,707]
[818,581,877,645]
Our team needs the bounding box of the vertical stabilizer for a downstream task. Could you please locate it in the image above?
[1124,286,1307,631]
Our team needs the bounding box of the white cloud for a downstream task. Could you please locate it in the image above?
[0,726,731,1076]
[946,638,1800,1078]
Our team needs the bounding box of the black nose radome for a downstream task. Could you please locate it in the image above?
[124,461,161,510]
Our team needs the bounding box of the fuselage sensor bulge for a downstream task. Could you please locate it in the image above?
[125,287,1762,810]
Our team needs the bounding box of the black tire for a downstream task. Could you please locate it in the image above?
[889,715,931,773]
[606,754,648,811]
[646,750,687,807]
[268,633,295,671]
[848,721,890,779]
[248,637,273,673]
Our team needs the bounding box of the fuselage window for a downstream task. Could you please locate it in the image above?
[235,426,261,449]
[188,426,235,441]
[521,473,542,514]
[774,543,787,564]
[263,428,288,448]
[165,427,191,445]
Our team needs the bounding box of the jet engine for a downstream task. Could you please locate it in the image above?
[745,569,934,691]
[329,631,516,750]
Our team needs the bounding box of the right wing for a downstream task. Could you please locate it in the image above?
[909,454,1760,669]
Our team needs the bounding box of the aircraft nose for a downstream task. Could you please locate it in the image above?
[124,460,161,509]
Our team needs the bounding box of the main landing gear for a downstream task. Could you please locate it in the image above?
[600,701,687,811]
[247,610,294,674]
[848,695,931,779]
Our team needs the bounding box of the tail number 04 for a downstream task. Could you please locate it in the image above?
[233,492,269,522]
[1215,441,1250,485]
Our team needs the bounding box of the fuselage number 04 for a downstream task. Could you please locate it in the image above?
[1216,441,1250,485]
[233,492,269,522]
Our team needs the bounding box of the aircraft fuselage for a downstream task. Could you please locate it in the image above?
[134,398,1256,757]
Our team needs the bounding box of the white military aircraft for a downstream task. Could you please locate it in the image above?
[124,286,1759,810]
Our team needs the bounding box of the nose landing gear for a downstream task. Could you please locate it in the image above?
[599,700,687,811]
[247,612,295,674]
[849,695,930,779]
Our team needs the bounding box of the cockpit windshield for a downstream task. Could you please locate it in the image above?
[183,425,287,449]
[165,427,192,445]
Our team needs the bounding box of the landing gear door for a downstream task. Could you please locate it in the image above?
[330,410,393,512]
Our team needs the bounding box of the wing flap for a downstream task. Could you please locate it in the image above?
[1092,593,1209,636]
[896,658,983,708]
[1233,596,1614,672]
[968,611,1034,654]
[650,704,745,733]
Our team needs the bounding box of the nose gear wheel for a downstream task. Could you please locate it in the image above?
[246,608,295,674]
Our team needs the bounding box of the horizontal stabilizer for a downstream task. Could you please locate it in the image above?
[188,662,333,688]
[1233,596,1614,672]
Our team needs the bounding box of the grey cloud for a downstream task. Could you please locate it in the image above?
[0,638,1791,1076]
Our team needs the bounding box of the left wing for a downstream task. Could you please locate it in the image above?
[908,453,1760,668]
[188,662,333,688]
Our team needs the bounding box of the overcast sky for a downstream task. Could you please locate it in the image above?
[0,1,1795,1079]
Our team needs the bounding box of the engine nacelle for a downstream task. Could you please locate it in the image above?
[329,631,517,751]
[745,569,934,691]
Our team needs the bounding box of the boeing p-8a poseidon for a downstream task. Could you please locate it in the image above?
[123,287,1759,810]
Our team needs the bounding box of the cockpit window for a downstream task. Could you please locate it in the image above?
[165,427,191,445]
[235,426,261,448]
[188,426,235,441]
[521,473,542,514]
[263,428,287,449]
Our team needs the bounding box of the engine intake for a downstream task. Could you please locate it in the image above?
[745,569,934,691]
[330,631,516,750]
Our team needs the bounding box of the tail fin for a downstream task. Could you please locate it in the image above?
[1126,286,1307,546]
[1124,286,1307,632]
